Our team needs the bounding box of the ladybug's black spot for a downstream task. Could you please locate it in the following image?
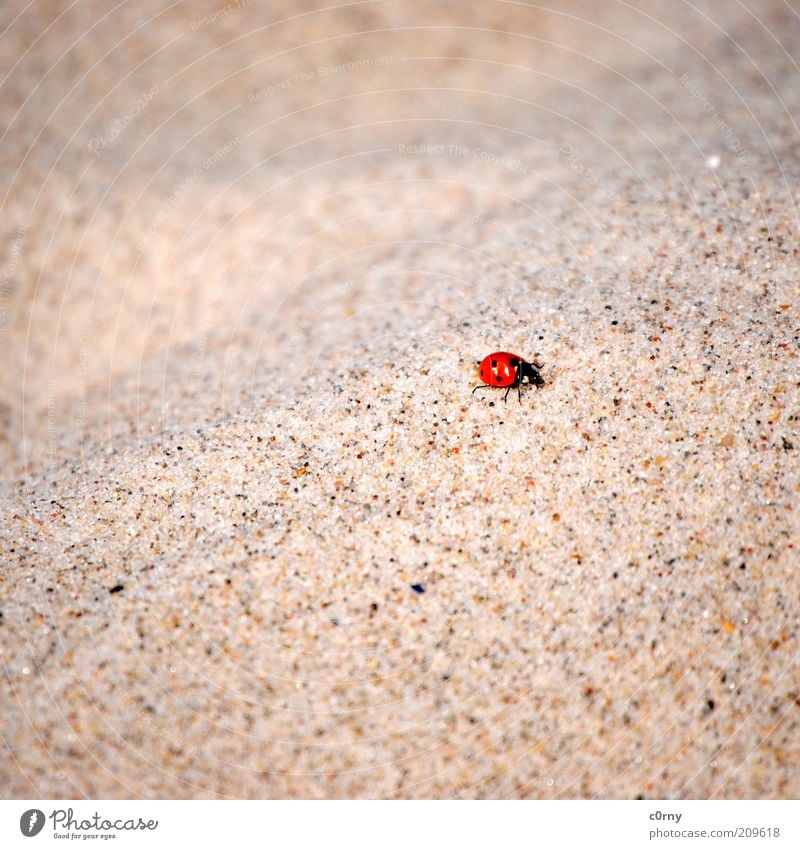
[491,360,498,368]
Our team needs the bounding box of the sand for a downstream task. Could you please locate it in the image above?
[1,0,798,798]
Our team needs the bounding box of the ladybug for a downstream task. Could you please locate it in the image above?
[473,351,544,402]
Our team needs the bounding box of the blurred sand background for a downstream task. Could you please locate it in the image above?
[1,0,798,798]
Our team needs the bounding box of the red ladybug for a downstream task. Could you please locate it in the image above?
[473,351,544,402]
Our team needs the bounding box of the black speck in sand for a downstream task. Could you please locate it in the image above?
[109,584,125,594]
[410,583,425,594]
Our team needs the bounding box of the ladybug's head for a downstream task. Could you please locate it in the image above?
[519,361,545,387]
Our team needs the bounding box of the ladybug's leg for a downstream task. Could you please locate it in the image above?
[503,385,512,403]
[472,384,492,395]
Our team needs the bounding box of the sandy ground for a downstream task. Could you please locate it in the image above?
[1,1,798,798]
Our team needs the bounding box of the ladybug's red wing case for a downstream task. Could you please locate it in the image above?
[478,358,508,386]
[477,351,521,387]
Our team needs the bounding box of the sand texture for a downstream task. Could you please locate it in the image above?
[1,1,799,798]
